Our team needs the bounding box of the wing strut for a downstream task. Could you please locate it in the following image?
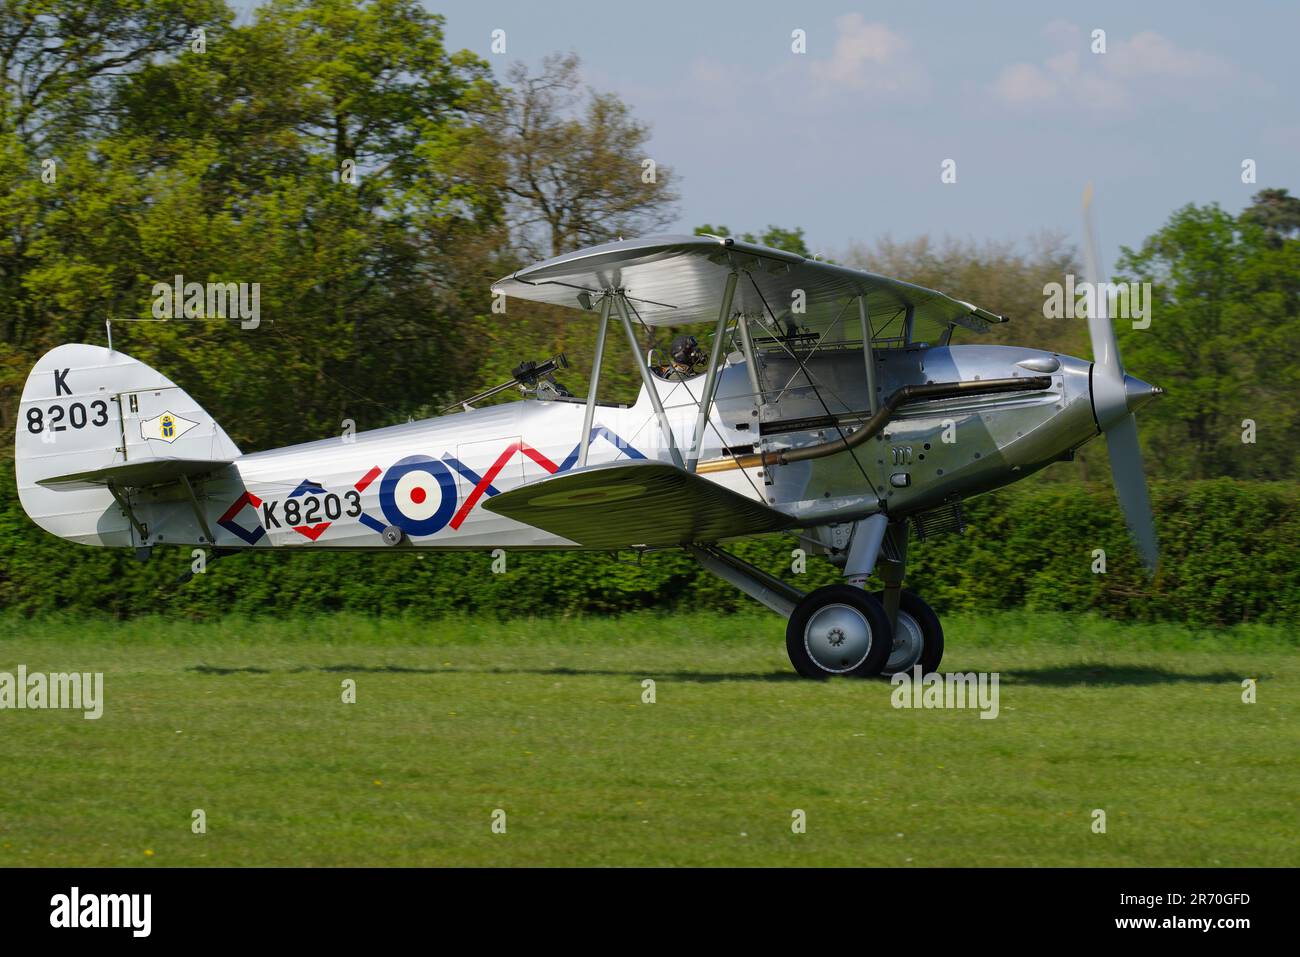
[577,292,614,468]
[614,292,685,468]
[686,271,738,472]
[858,295,880,415]
[735,311,765,406]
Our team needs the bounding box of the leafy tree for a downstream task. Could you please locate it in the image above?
[0,0,229,144]
[0,0,231,429]
[1115,199,1300,480]
[1,0,508,449]
[1240,187,1300,244]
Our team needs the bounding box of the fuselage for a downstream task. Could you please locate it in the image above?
[129,342,1101,551]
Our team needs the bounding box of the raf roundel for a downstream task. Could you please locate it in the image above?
[378,455,457,537]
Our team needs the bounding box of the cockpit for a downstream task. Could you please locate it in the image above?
[650,334,709,380]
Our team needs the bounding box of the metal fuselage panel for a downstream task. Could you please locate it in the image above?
[133,344,1098,550]
[139,371,766,550]
[750,343,1097,524]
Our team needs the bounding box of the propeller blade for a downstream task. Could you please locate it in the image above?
[1105,413,1159,572]
[1082,183,1128,428]
[1081,183,1102,289]
[1083,185,1159,573]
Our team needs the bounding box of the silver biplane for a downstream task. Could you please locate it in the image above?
[15,206,1161,679]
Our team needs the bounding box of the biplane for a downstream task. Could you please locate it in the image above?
[14,202,1161,679]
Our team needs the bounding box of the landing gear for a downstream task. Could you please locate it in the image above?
[874,589,944,676]
[689,526,946,682]
[785,585,893,679]
[787,516,944,679]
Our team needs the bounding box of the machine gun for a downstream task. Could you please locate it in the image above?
[439,353,571,414]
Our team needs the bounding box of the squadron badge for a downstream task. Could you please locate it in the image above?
[140,410,198,443]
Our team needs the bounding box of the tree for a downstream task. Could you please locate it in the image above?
[1240,187,1300,244]
[486,53,678,259]
[457,53,680,408]
[0,0,509,449]
[0,0,229,144]
[844,232,1085,356]
[0,0,231,421]
[1115,200,1300,480]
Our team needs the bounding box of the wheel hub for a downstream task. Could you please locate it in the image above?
[804,603,873,673]
[884,609,924,674]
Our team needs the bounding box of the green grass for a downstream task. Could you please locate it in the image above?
[0,612,1294,867]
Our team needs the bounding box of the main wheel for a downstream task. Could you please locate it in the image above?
[875,589,944,676]
[785,585,894,679]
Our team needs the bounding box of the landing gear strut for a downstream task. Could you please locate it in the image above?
[871,520,944,676]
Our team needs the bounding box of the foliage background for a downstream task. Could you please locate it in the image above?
[2,454,1294,627]
[1,1,1296,624]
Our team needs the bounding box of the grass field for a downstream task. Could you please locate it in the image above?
[0,611,1295,867]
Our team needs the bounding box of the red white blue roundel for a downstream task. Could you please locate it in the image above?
[379,455,457,536]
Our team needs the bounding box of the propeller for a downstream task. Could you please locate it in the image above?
[1082,184,1162,573]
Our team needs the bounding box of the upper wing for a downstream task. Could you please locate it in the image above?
[491,234,1007,343]
[481,460,796,548]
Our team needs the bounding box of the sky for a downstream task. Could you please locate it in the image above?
[236,1,1300,272]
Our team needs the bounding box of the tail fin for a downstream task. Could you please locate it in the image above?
[15,344,240,546]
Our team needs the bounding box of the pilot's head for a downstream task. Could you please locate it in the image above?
[669,334,706,374]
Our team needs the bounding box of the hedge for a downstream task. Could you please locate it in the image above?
[1,460,1296,626]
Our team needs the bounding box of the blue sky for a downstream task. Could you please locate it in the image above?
[241,2,1300,271]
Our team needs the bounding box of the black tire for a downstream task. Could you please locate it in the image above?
[874,589,944,676]
[785,585,894,679]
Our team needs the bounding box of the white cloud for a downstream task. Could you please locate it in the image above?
[1113,30,1233,80]
[991,23,1251,112]
[992,62,1058,104]
[808,15,925,97]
